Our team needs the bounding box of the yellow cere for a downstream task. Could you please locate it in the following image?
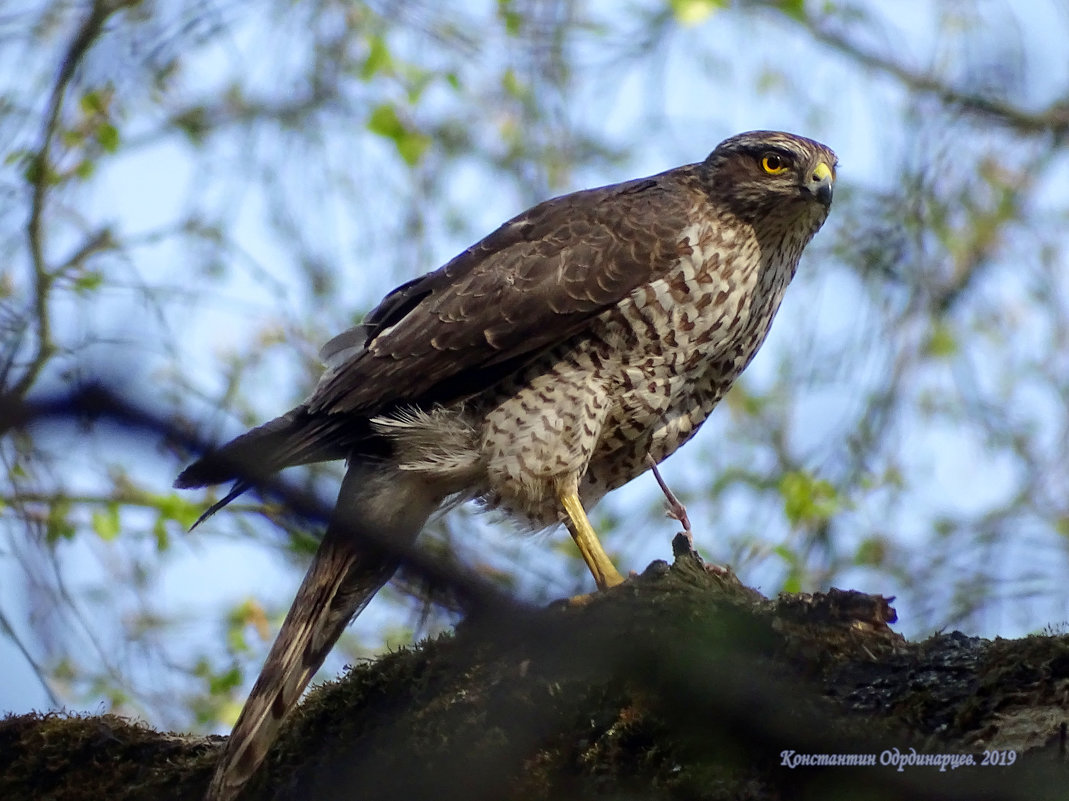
[812,161,833,182]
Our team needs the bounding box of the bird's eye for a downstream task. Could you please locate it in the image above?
[761,154,789,175]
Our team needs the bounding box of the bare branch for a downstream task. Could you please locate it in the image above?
[18,1,133,398]
[0,382,525,622]
[0,607,61,708]
[801,15,1069,137]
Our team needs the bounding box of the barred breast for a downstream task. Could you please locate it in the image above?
[377,210,809,529]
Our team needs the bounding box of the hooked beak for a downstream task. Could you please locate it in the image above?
[806,161,834,206]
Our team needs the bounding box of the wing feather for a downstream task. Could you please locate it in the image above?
[309,166,701,416]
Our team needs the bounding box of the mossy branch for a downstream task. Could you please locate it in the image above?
[3,548,1066,801]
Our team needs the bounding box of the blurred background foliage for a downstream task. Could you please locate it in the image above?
[2,0,1069,732]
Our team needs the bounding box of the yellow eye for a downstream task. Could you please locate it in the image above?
[761,154,789,175]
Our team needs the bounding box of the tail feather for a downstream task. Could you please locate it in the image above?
[204,465,444,801]
[176,407,365,526]
[188,483,253,531]
[207,532,394,801]
[175,413,298,530]
[176,409,312,489]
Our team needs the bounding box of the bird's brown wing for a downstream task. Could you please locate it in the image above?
[308,168,699,417]
[175,167,700,495]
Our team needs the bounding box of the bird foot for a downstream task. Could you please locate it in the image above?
[646,455,693,537]
[560,570,635,607]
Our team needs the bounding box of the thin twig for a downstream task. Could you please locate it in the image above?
[18,1,125,397]
[802,15,1069,137]
[0,608,61,707]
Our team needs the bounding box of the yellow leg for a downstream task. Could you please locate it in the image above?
[560,490,625,590]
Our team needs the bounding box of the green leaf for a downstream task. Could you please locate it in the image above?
[173,107,209,142]
[46,500,76,543]
[91,504,121,541]
[925,322,958,358]
[151,492,202,530]
[773,545,803,593]
[404,70,434,105]
[854,537,887,567]
[4,148,30,166]
[153,516,170,551]
[778,470,839,527]
[397,131,430,166]
[73,270,104,294]
[288,528,320,557]
[772,543,798,566]
[502,68,525,99]
[226,626,248,654]
[498,0,523,35]
[367,104,429,166]
[227,598,270,654]
[781,573,802,594]
[208,666,243,695]
[776,0,807,22]
[361,34,392,80]
[668,0,724,26]
[367,103,405,140]
[22,153,46,185]
[97,121,120,153]
[61,128,85,147]
[80,89,107,115]
[52,658,76,682]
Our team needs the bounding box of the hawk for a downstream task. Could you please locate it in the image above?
[177,130,836,800]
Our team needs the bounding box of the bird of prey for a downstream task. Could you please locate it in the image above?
[176,130,836,800]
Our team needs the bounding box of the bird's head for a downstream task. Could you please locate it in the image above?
[701,130,837,231]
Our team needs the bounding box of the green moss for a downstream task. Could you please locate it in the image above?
[0,711,214,801]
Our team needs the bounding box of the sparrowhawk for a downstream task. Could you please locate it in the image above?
[176,129,837,800]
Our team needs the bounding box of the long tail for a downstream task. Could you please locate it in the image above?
[205,465,441,801]
[175,407,365,527]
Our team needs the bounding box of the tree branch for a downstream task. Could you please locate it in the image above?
[17,1,132,398]
[2,553,1066,801]
[800,14,1069,137]
[0,382,524,621]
